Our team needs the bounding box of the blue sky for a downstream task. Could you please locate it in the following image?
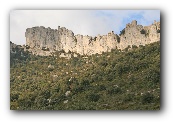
[10,10,160,45]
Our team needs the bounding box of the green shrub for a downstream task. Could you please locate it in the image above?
[123,94,134,102]
[107,87,122,95]
[10,93,19,102]
[87,93,100,102]
[10,42,160,110]
[141,93,154,104]
[98,85,106,91]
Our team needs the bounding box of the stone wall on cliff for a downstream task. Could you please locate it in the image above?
[25,20,160,56]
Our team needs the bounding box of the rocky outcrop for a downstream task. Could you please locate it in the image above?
[10,41,26,54]
[25,20,160,56]
[10,41,17,54]
[117,20,160,49]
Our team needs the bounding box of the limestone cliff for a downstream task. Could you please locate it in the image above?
[25,20,160,56]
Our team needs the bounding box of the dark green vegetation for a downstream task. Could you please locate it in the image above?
[10,42,160,110]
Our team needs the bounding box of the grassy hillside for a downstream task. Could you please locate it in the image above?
[10,42,160,110]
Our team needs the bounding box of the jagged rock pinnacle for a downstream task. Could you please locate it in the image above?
[25,20,160,56]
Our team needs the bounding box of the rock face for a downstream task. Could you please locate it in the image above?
[10,41,17,53]
[117,20,160,49]
[10,41,25,54]
[25,20,160,56]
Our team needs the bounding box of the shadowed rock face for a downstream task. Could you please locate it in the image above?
[25,20,160,56]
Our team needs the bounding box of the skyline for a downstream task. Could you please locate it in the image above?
[10,10,160,45]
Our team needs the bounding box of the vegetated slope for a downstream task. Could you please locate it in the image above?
[10,42,160,110]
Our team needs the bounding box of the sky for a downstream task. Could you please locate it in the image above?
[10,10,160,45]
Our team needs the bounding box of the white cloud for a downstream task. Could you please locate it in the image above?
[10,10,160,45]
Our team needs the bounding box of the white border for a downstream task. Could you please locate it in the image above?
[1,0,172,123]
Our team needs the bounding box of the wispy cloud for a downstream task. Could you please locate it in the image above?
[10,10,160,45]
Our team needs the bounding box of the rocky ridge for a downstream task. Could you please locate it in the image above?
[25,20,160,56]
